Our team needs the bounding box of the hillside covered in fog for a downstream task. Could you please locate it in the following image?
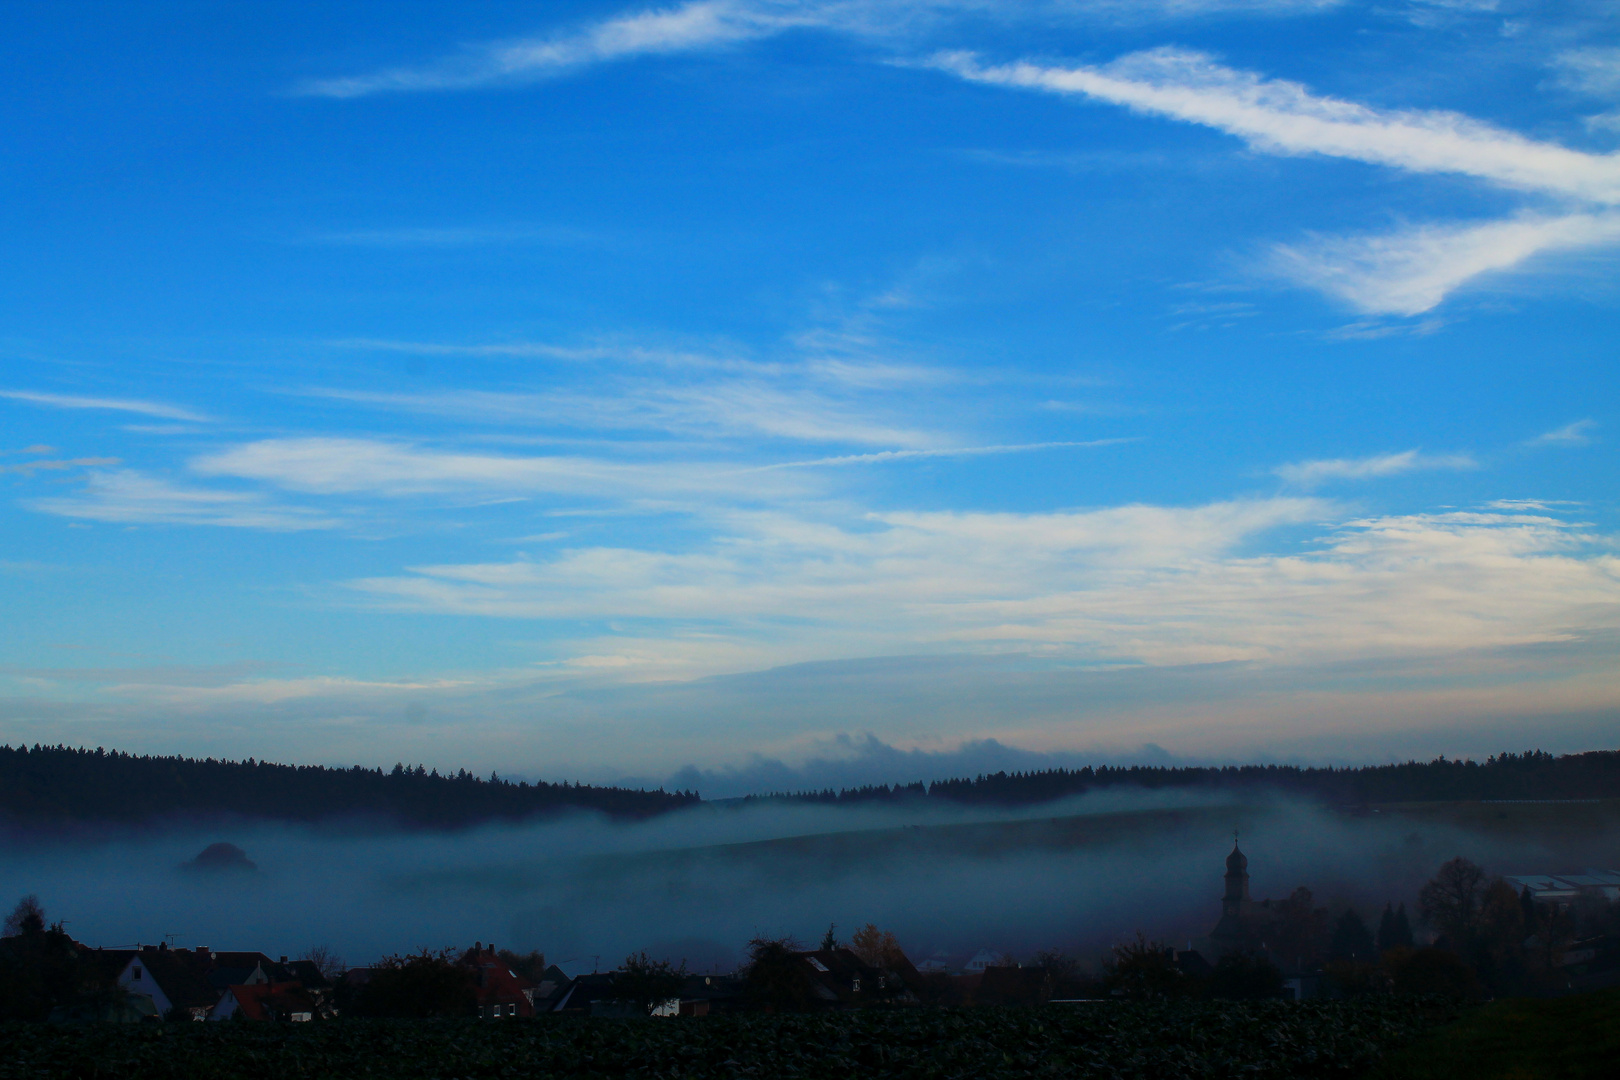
[758,750,1620,808]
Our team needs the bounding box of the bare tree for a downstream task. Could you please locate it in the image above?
[1420,857,1487,941]
[3,895,44,937]
[303,944,345,980]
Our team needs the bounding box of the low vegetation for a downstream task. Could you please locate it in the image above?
[1364,988,1620,1080]
[0,997,1457,1080]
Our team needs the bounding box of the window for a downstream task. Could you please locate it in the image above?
[851,978,861,992]
[132,967,142,980]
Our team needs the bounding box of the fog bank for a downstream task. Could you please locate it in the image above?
[4,789,1613,972]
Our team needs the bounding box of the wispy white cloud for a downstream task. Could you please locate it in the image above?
[310,325,956,446]
[1556,47,1620,133]
[188,438,815,501]
[343,502,1620,678]
[1269,212,1620,316]
[295,0,1346,99]
[1553,46,1620,98]
[303,224,599,247]
[345,497,1332,658]
[297,382,939,447]
[1321,317,1445,341]
[1274,449,1475,488]
[26,470,337,531]
[1527,419,1596,447]
[294,0,804,98]
[0,456,120,477]
[932,47,1620,312]
[0,390,211,423]
[328,337,778,375]
[932,47,1620,203]
[753,438,1132,469]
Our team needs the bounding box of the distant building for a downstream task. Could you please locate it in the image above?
[1209,840,1281,954]
[963,949,1005,974]
[1505,870,1620,904]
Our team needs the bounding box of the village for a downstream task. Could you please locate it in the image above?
[7,842,1618,1023]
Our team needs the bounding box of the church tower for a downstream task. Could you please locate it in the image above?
[1222,840,1250,919]
[1211,836,1275,953]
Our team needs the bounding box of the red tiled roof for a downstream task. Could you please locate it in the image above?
[462,946,538,1016]
[223,981,317,1021]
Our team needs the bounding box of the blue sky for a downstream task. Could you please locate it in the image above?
[1,0,1616,787]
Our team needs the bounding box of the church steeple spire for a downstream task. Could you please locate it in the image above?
[1222,835,1250,914]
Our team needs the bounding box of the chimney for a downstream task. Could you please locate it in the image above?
[197,946,209,956]
[280,956,288,964]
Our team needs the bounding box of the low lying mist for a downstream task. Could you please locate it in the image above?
[4,789,1614,973]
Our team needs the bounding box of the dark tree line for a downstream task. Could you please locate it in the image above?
[748,749,1620,808]
[0,744,698,829]
[4,744,1612,828]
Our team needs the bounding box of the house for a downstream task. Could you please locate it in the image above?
[106,944,225,1020]
[796,948,919,1007]
[1505,870,1620,904]
[1564,935,1620,992]
[529,964,575,1012]
[963,949,1004,974]
[96,943,309,1020]
[552,972,629,1016]
[213,981,319,1022]
[673,973,745,1016]
[460,942,537,1018]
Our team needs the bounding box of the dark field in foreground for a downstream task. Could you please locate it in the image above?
[0,998,1455,1080]
[1366,988,1620,1080]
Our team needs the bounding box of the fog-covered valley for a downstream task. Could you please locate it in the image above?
[5,790,1616,973]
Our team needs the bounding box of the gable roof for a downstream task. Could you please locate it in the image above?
[221,980,318,1022]
[120,948,220,1011]
[461,945,537,1014]
[794,948,914,1006]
